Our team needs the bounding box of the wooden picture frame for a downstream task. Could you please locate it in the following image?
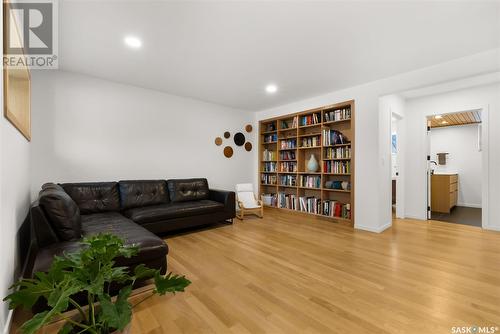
[3,1,31,141]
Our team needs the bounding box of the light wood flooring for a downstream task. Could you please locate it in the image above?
[12,209,500,333]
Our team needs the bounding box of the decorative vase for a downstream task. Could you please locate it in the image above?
[306,154,319,172]
[341,181,349,190]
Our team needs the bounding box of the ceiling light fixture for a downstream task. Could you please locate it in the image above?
[435,115,442,119]
[265,84,278,94]
[124,36,142,49]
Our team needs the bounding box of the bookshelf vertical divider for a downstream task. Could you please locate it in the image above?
[258,100,355,225]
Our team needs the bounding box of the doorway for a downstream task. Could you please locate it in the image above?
[426,110,483,227]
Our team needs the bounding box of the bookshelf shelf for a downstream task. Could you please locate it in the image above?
[259,100,355,224]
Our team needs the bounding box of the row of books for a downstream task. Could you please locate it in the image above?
[323,201,351,219]
[299,175,321,188]
[264,133,278,143]
[324,146,351,159]
[324,161,351,174]
[299,196,321,214]
[281,116,298,129]
[301,136,321,148]
[280,151,296,161]
[261,193,277,207]
[279,175,297,186]
[300,113,321,126]
[262,162,277,172]
[278,193,297,210]
[280,139,297,149]
[322,129,348,146]
[264,123,276,132]
[323,107,351,122]
[262,149,276,161]
[261,174,277,185]
[279,162,297,173]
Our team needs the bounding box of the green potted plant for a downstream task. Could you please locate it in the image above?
[4,233,191,334]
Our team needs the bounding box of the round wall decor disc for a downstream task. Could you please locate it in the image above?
[245,124,253,133]
[234,132,245,146]
[224,131,231,139]
[215,137,222,146]
[244,142,252,152]
[223,146,233,158]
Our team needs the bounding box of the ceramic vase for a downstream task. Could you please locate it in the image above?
[307,154,319,172]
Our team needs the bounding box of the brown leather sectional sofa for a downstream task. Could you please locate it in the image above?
[26,178,235,278]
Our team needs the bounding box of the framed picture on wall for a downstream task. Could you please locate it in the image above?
[3,1,32,141]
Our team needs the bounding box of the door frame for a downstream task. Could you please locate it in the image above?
[424,106,489,228]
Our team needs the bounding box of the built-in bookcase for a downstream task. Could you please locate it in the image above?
[258,100,355,225]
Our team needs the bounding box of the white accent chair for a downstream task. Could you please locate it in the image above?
[235,183,263,219]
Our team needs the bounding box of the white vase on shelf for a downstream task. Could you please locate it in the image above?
[306,154,319,172]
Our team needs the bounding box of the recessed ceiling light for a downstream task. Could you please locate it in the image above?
[124,36,142,49]
[435,115,442,119]
[265,84,278,94]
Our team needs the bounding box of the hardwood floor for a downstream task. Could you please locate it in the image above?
[11,209,500,333]
[130,209,500,334]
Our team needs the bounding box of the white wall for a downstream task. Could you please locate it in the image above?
[0,5,32,331]
[430,124,482,208]
[256,49,500,233]
[405,84,499,227]
[30,71,256,198]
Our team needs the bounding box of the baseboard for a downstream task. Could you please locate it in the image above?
[404,214,427,221]
[2,309,13,334]
[355,222,392,233]
[483,224,500,232]
[457,203,482,209]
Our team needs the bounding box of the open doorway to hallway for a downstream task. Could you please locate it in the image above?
[426,110,482,227]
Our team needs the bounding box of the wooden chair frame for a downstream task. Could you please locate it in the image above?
[236,193,264,219]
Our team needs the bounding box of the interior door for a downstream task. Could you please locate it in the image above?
[426,119,432,220]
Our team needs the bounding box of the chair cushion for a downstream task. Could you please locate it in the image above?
[237,191,260,209]
[39,183,81,241]
[235,183,254,192]
[119,180,169,210]
[81,212,168,261]
[167,178,209,203]
[62,182,120,214]
[124,200,224,225]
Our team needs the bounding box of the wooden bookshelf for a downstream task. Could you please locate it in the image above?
[258,100,355,225]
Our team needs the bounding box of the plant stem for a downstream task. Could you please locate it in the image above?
[60,315,97,334]
[69,298,88,324]
[88,292,96,327]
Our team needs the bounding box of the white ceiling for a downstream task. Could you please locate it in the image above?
[59,1,500,111]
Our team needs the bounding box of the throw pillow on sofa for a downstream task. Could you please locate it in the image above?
[39,183,82,241]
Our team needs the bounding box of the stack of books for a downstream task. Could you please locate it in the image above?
[324,146,351,159]
[280,151,296,160]
[263,162,277,172]
[299,196,321,214]
[261,174,277,185]
[299,175,321,188]
[279,161,297,173]
[281,116,298,129]
[323,107,351,122]
[278,193,297,210]
[264,133,278,143]
[301,136,320,148]
[324,161,351,174]
[323,201,351,219]
[261,193,277,207]
[280,139,297,149]
[262,149,276,161]
[279,174,297,186]
[322,129,348,146]
[300,113,320,126]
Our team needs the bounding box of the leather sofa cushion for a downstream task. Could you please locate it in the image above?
[167,178,209,203]
[31,212,168,275]
[124,200,224,225]
[38,184,81,241]
[62,182,120,214]
[81,212,168,262]
[119,180,169,210]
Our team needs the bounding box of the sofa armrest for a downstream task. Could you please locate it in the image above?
[209,189,235,216]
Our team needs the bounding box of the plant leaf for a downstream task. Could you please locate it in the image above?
[99,286,133,331]
[154,272,191,295]
[133,264,156,281]
[57,323,73,334]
